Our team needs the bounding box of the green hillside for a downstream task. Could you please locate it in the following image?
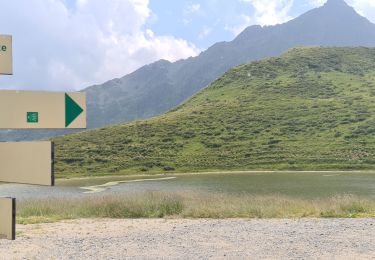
[54,47,375,176]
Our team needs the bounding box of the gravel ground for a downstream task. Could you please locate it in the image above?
[0,218,374,259]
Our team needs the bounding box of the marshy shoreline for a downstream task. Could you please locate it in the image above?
[17,191,375,224]
[1,171,373,224]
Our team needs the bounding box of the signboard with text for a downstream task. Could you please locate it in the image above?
[0,35,12,75]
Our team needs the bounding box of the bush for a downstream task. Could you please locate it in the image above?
[163,166,175,171]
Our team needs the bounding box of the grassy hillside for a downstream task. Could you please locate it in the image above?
[54,47,375,176]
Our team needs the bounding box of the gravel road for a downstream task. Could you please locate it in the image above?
[0,218,374,259]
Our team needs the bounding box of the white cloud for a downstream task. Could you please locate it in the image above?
[198,26,213,39]
[228,0,375,37]
[183,3,202,25]
[347,0,375,22]
[225,14,252,35]
[249,0,294,26]
[308,0,326,7]
[226,0,294,36]
[308,0,375,22]
[187,4,201,14]
[0,0,200,91]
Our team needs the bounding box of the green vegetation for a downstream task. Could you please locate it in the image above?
[54,47,375,176]
[17,191,375,224]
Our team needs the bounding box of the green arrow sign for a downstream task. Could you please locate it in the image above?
[0,90,86,129]
[65,93,84,127]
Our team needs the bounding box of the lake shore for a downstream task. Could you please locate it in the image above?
[1,218,374,259]
[2,171,375,203]
[56,170,374,180]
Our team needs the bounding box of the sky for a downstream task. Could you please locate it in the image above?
[0,0,375,91]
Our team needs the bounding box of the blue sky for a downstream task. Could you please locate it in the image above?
[147,0,319,49]
[64,0,325,49]
[147,0,252,48]
[1,0,375,91]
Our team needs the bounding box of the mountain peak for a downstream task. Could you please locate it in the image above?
[323,0,350,8]
[312,0,367,23]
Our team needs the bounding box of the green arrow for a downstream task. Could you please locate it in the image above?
[65,93,83,127]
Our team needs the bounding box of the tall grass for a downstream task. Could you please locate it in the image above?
[17,191,375,224]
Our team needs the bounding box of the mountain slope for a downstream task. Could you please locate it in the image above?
[54,47,375,176]
[85,0,375,129]
[3,0,375,142]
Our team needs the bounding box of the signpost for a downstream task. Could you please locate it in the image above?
[0,142,54,186]
[0,35,87,240]
[0,90,86,129]
[0,197,15,240]
[0,35,12,75]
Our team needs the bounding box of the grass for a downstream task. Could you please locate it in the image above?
[17,191,375,224]
[53,47,375,177]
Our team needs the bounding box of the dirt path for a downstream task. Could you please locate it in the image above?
[1,218,374,259]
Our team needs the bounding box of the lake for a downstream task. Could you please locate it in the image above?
[1,171,375,201]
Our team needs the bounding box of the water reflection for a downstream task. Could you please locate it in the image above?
[80,177,177,193]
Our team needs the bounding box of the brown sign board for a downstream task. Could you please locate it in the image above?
[0,197,16,240]
[0,35,12,75]
[0,141,54,186]
[0,90,86,129]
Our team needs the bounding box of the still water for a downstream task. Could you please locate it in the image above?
[1,171,375,201]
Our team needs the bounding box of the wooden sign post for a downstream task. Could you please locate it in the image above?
[0,35,87,240]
